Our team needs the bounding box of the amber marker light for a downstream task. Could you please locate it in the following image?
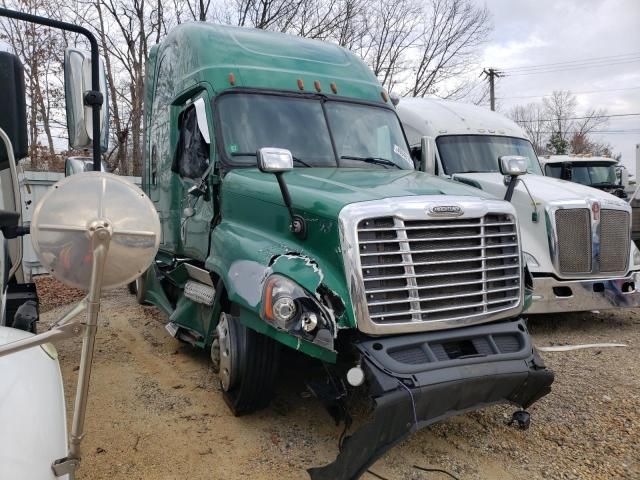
[314,80,322,92]
[229,72,236,86]
[381,90,388,102]
[297,79,305,90]
[263,279,274,320]
[330,82,338,94]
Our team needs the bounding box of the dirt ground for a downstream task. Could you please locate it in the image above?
[37,278,639,480]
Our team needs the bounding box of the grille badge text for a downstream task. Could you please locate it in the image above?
[428,205,464,217]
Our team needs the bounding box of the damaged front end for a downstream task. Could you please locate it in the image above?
[309,318,554,480]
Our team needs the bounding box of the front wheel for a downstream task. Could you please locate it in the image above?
[129,274,149,305]
[211,309,280,415]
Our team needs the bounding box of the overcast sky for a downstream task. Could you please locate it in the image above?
[476,0,640,172]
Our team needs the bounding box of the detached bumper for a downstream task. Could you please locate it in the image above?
[527,273,640,314]
[308,319,553,480]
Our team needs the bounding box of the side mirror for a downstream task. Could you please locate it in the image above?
[420,136,436,175]
[65,156,107,177]
[499,156,528,202]
[0,52,27,170]
[617,166,628,186]
[257,147,293,172]
[499,156,528,176]
[257,147,305,238]
[64,48,109,152]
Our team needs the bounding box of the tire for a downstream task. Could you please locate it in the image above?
[211,309,280,415]
[133,275,148,305]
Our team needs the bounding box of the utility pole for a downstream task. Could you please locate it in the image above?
[481,68,503,111]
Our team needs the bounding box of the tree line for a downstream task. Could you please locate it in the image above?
[0,0,492,175]
[507,90,615,158]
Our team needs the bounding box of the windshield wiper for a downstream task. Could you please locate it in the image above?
[340,155,402,169]
[230,151,311,167]
[591,182,619,188]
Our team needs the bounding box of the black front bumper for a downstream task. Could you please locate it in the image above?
[308,319,554,480]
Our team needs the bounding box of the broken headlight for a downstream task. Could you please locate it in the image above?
[261,274,334,350]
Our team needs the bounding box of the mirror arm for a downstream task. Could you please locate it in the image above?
[0,7,103,171]
[66,226,111,467]
[275,172,306,239]
[504,176,519,202]
[0,298,88,358]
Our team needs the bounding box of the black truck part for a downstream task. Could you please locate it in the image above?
[309,318,554,480]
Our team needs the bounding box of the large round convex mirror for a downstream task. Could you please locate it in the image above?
[30,172,160,290]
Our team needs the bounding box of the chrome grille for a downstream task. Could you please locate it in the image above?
[555,209,592,273]
[600,209,630,272]
[357,214,521,326]
[554,207,629,275]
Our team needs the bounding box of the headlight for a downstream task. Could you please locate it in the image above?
[523,252,539,269]
[262,275,306,330]
[261,274,334,350]
[633,244,640,268]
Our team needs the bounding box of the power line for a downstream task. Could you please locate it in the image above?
[504,58,640,76]
[532,130,640,134]
[497,85,640,100]
[515,113,640,123]
[505,51,640,72]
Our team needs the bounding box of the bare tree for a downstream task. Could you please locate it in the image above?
[542,90,577,145]
[510,91,610,156]
[233,0,301,29]
[356,0,422,91]
[0,0,64,161]
[408,0,491,97]
[95,0,165,175]
[508,103,547,154]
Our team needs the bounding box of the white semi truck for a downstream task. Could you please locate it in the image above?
[539,154,630,199]
[397,97,640,314]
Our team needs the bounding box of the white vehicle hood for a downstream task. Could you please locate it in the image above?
[0,326,68,480]
[453,172,629,205]
[451,172,636,277]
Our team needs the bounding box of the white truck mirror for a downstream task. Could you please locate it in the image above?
[420,136,436,175]
[499,156,528,176]
[64,48,109,152]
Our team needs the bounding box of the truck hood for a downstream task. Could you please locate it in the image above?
[225,168,494,218]
[453,172,629,207]
[0,326,68,480]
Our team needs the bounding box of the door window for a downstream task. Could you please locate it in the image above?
[173,101,210,180]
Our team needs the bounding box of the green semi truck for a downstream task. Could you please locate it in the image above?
[136,23,553,479]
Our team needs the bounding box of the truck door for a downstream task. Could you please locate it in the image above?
[172,93,215,261]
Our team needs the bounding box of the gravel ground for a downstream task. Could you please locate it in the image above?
[37,277,639,480]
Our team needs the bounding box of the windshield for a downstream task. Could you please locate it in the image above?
[437,135,542,175]
[216,93,413,169]
[545,163,618,186]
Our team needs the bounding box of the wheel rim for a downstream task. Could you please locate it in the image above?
[215,312,234,391]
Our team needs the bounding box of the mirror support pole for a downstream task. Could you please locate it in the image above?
[275,172,307,239]
[504,176,519,202]
[60,226,111,474]
[0,7,103,171]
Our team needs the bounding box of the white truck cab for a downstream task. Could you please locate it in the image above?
[540,154,629,199]
[397,97,640,314]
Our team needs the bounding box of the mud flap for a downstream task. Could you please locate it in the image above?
[308,319,554,480]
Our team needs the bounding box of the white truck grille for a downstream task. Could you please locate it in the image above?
[357,213,521,327]
[554,208,629,275]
